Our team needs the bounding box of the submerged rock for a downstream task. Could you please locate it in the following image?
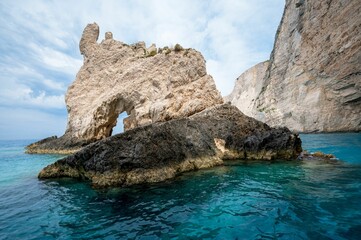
[39,104,302,188]
[226,0,361,132]
[298,151,342,164]
[27,23,223,154]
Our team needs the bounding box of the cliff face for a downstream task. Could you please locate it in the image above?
[38,104,302,188]
[225,61,269,121]
[227,0,361,132]
[27,23,223,153]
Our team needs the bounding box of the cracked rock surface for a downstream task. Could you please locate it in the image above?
[27,23,223,153]
[38,104,302,187]
[226,0,361,132]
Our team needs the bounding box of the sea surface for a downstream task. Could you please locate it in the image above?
[0,133,360,240]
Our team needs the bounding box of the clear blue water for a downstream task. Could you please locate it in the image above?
[0,134,360,240]
[300,133,361,164]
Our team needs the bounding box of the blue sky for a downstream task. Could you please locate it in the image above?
[0,0,284,140]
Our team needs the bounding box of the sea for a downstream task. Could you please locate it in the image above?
[0,133,360,239]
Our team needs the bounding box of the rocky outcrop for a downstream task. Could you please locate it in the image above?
[26,136,89,154]
[27,23,223,153]
[227,0,361,132]
[38,104,302,187]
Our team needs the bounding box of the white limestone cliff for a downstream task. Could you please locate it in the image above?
[226,0,361,132]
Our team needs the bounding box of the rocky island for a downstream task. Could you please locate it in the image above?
[30,22,303,187]
[226,0,361,132]
[30,0,358,188]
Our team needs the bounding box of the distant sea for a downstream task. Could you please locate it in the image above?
[0,133,360,239]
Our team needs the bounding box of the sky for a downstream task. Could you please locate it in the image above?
[0,0,284,140]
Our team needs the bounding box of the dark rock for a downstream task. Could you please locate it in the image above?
[26,135,91,154]
[38,104,302,187]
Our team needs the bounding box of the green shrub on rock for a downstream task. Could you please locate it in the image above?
[174,43,183,52]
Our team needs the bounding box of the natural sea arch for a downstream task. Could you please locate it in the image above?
[111,112,128,136]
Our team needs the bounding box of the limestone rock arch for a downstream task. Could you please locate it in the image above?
[27,23,223,153]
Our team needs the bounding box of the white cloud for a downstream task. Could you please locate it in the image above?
[0,65,66,91]
[29,43,82,75]
[24,91,65,109]
[42,79,66,91]
[0,107,66,140]
[0,86,65,109]
[0,76,65,109]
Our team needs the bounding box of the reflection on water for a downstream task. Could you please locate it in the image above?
[0,135,360,239]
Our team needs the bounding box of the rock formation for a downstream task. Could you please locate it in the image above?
[27,23,223,153]
[225,61,269,120]
[226,0,361,132]
[38,104,302,187]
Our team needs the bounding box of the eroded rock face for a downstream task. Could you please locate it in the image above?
[227,0,361,132]
[71,23,224,139]
[27,23,223,153]
[225,61,269,120]
[38,104,302,187]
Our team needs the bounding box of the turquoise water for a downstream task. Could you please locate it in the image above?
[0,134,360,239]
[300,133,361,164]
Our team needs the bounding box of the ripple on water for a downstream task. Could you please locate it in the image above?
[0,135,361,239]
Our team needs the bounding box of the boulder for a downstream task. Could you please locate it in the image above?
[38,104,302,187]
